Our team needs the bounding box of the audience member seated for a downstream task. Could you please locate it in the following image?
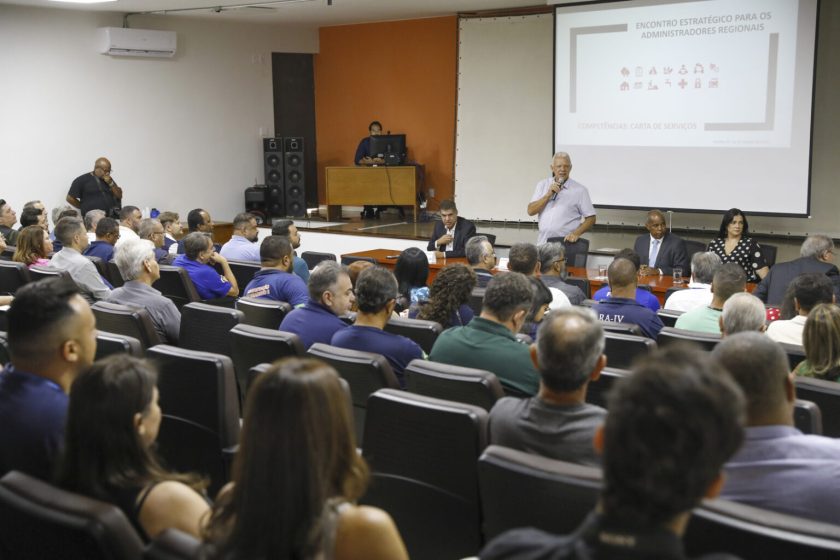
[521,277,553,340]
[508,242,570,310]
[766,273,834,346]
[794,303,840,381]
[138,217,174,264]
[83,209,105,243]
[50,216,112,302]
[0,279,96,480]
[176,209,220,254]
[81,216,119,262]
[489,308,606,466]
[593,258,663,339]
[426,199,477,259]
[271,219,309,282]
[116,205,142,247]
[417,263,476,327]
[19,205,46,231]
[219,212,260,263]
[481,345,745,559]
[394,247,429,315]
[159,211,180,252]
[330,267,423,388]
[715,332,840,525]
[23,199,49,230]
[674,263,745,334]
[538,242,586,305]
[279,261,354,349]
[465,235,496,288]
[242,236,308,307]
[707,208,769,283]
[172,232,238,300]
[107,239,181,344]
[12,224,52,268]
[721,292,766,336]
[347,260,373,312]
[50,207,81,252]
[754,235,840,305]
[55,355,210,541]
[202,358,408,560]
[592,249,660,312]
[0,199,20,245]
[430,272,539,395]
[633,209,690,276]
[664,251,721,312]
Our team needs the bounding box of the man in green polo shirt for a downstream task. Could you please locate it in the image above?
[429,271,539,395]
[675,263,746,334]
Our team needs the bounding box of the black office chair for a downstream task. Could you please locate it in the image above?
[761,243,778,268]
[475,232,497,245]
[598,320,642,336]
[301,251,336,270]
[91,301,163,350]
[468,286,486,316]
[153,265,201,310]
[794,399,822,435]
[779,341,806,370]
[108,260,125,288]
[221,260,261,294]
[657,308,685,328]
[548,237,590,268]
[603,331,656,370]
[657,326,721,351]
[684,239,708,260]
[0,331,10,364]
[85,255,111,285]
[585,367,631,409]
[664,285,686,302]
[795,376,840,437]
[0,260,30,295]
[405,359,504,411]
[384,316,442,354]
[178,302,243,358]
[94,331,143,360]
[0,246,14,261]
[28,265,73,286]
[235,296,292,329]
[564,277,590,298]
[362,389,488,560]
[229,324,304,409]
[0,470,145,560]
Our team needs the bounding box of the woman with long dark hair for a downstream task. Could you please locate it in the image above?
[417,263,476,327]
[393,247,430,314]
[13,224,52,268]
[55,355,209,541]
[707,208,769,283]
[203,358,407,559]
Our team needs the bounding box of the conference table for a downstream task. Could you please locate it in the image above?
[340,249,699,305]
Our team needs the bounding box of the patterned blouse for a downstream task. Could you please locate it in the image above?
[708,237,768,283]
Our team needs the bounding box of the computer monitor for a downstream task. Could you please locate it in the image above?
[369,134,406,166]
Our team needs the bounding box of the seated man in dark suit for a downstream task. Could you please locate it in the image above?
[754,234,840,305]
[633,209,690,276]
[427,199,476,259]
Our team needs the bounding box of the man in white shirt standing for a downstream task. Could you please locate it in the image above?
[766,273,835,346]
[664,251,721,312]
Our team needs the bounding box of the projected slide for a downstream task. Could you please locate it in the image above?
[554,0,817,215]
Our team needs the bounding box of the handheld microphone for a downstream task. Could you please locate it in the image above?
[550,177,566,201]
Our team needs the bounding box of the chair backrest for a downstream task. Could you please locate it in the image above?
[301,251,336,270]
[657,326,721,351]
[229,324,304,409]
[779,341,806,370]
[0,470,145,560]
[362,389,488,560]
[656,308,685,328]
[94,331,143,360]
[85,255,110,284]
[0,331,9,365]
[475,232,497,245]
[0,246,14,261]
[405,359,504,411]
[384,316,442,354]
[152,265,201,310]
[340,255,377,266]
[146,345,240,496]
[224,260,261,293]
[685,498,840,558]
[579,298,597,307]
[107,260,124,288]
[143,528,204,560]
[564,276,590,297]
[761,243,778,268]
[795,376,840,437]
[306,343,399,444]
[598,320,642,336]
[478,445,601,542]
[603,331,656,370]
[548,237,590,268]
[468,286,486,315]
[235,296,292,329]
[585,367,631,409]
[794,398,823,435]
[684,239,709,261]
[178,302,243,357]
[29,265,73,285]
[246,363,354,413]
[91,301,163,350]
[0,260,30,295]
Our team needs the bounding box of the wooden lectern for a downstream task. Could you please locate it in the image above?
[325,166,420,221]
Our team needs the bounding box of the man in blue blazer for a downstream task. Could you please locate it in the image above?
[633,209,690,276]
[427,199,476,259]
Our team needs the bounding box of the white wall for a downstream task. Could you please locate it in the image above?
[0,5,318,223]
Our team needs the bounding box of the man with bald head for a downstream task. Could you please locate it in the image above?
[67,157,123,217]
[527,152,596,245]
[593,257,663,338]
[633,209,690,276]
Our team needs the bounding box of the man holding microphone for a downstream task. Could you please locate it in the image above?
[527,152,596,246]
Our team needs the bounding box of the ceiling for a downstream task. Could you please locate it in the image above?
[0,0,551,26]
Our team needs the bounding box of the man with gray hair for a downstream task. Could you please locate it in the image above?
[465,235,496,288]
[488,307,607,466]
[714,332,840,525]
[754,234,840,305]
[137,218,173,264]
[508,242,570,309]
[664,251,722,312]
[538,242,586,305]
[49,216,111,302]
[430,272,539,395]
[527,152,596,245]
[720,292,766,335]
[107,238,180,344]
[675,263,745,334]
[279,261,355,350]
[84,209,106,243]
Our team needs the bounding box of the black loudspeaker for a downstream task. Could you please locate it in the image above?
[263,138,285,217]
[244,185,268,224]
[284,137,306,217]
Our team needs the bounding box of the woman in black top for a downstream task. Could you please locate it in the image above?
[707,208,769,283]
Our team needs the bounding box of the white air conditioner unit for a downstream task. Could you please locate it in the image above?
[97,27,177,58]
